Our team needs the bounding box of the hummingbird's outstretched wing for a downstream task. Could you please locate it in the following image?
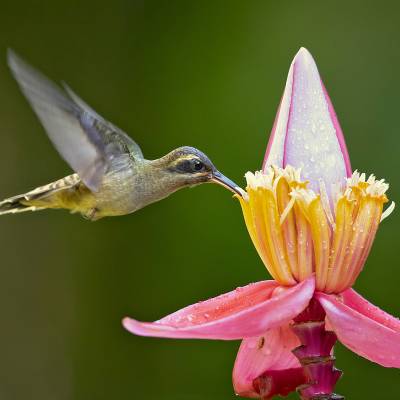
[7,50,143,192]
[61,83,144,160]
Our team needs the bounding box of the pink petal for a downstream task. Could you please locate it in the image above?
[263,47,351,195]
[317,291,400,367]
[123,277,315,340]
[233,325,305,398]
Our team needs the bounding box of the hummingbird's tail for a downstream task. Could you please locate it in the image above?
[0,174,85,216]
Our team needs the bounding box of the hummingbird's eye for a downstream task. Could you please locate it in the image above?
[193,159,205,172]
[175,158,207,173]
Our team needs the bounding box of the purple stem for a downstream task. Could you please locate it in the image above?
[292,298,344,400]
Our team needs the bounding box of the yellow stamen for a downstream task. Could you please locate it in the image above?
[325,197,354,292]
[276,178,298,277]
[238,167,393,293]
[308,197,331,290]
[261,188,295,284]
[293,201,313,281]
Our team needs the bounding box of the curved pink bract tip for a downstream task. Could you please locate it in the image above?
[123,277,315,340]
[317,291,400,368]
[233,325,303,398]
[263,47,351,194]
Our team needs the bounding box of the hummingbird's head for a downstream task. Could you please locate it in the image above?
[164,146,242,195]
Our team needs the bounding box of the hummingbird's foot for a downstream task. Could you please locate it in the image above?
[83,207,99,221]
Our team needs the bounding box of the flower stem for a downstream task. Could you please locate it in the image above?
[291,298,344,400]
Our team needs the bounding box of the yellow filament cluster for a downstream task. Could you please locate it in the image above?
[237,167,393,293]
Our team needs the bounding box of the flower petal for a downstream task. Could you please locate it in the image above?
[263,47,351,195]
[233,325,305,398]
[123,277,315,340]
[317,290,400,367]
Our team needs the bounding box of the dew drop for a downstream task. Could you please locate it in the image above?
[263,347,272,355]
[311,123,317,133]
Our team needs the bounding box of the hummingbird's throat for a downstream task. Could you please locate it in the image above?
[237,166,394,293]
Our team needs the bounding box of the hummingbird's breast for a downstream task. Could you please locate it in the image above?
[91,157,176,218]
[93,165,143,217]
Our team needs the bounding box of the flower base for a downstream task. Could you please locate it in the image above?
[292,298,343,400]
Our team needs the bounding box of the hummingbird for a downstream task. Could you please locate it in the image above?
[0,50,241,221]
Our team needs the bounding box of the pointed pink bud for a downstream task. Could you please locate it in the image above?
[263,48,352,193]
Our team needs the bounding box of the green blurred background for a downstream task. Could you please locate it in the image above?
[0,1,398,399]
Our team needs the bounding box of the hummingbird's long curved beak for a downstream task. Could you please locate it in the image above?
[211,171,243,196]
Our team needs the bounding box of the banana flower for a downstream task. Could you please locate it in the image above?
[123,48,399,399]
